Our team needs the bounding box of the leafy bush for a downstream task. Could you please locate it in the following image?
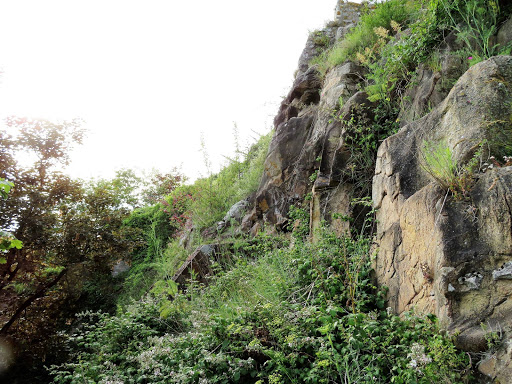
[118,202,180,304]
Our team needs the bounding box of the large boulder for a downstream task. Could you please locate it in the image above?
[373,56,512,382]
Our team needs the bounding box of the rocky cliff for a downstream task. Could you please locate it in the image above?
[168,1,512,381]
[240,2,512,382]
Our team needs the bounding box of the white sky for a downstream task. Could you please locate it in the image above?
[0,0,343,181]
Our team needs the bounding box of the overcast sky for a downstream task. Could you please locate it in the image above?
[0,0,343,181]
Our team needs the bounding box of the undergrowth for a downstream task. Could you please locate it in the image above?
[50,208,472,384]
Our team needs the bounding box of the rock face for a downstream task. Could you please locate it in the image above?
[246,0,366,234]
[177,3,512,381]
[373,56,512,382]
[334,1,363,26]
[251,59,367,234]
[217,199,249,232]
[498,15,512,48]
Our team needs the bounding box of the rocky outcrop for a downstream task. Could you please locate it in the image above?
[334,1,363,27]
[498,15,512,48]
[373,56,512,382]
[236,2,368,237]
[217,199,250,232]
[232,3,512,381]
[250,61,367,234]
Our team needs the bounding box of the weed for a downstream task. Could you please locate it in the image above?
[420,140,485,200]
[437,0,500,60]
[309,30,331,49]
[311,0,420,76]
[481,322,503,353]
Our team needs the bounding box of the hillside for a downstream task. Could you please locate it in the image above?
[3,0,512,383]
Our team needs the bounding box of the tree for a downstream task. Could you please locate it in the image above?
[0,118,140,379]
[142,169,185,204]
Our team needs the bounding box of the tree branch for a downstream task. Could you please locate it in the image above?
[0,268,67,335]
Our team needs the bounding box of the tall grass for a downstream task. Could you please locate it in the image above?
[187,131,271,230]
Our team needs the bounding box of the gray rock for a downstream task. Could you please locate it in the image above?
[199,244,215,257]
[217,200,249,231]
[334,1,363,26]
[224,199,249,222]
[336,24,355,41]
[112,260,130,277]
[458,272,484,291]
[493,261,512,280]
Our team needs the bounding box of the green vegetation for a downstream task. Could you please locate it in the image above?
[314,0,511,102]
[420,140,459,190]
[116,132,272,306]
[420,140,485,200]
[311,0,421,77]
[188,132,271,230]
[342,102,400,197]
[7,1,512,382]
[50,209,471,383]
[0,178,22,259]
[437,0,501,61]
